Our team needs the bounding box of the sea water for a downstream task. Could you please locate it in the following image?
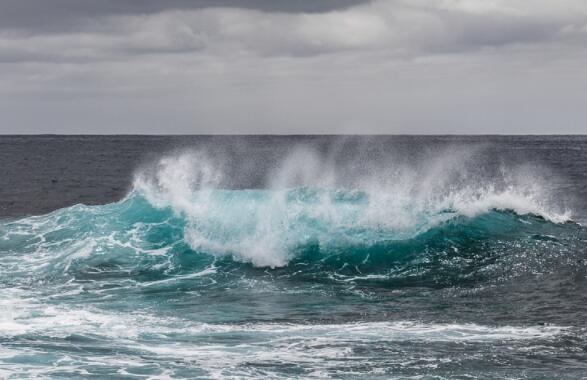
[0,136,586,379]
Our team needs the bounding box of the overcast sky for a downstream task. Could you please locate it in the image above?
[1,0,586,134]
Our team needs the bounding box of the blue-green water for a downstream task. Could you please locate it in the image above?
[1,137,587,379]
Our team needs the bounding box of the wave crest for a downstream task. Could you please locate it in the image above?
[130,149,571,267]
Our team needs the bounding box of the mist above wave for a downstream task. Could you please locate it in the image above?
[131,145,571,267]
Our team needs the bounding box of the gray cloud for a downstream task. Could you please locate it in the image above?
[0,0,586,134]
[0,0,370,33]
[201,1,582,56]
[2,0,586,62]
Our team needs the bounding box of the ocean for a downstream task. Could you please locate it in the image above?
[1,135,586,379]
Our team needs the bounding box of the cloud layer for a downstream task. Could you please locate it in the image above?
[0,0,586,133]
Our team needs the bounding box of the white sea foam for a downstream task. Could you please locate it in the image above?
[132,147,571,267]
[0,287,571,379]
[0,287,565,341]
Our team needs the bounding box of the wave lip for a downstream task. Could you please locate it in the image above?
[0,189,580,284]
[0,148,578,281]
[126,149,573,267]
[134,187,572,268]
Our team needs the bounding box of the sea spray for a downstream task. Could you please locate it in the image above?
[126,146,572,267]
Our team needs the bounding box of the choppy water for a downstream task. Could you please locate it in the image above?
[1,136,587,379]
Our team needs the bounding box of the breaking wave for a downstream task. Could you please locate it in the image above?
[1,147,581,286]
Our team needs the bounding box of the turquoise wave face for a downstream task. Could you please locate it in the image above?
[1,188,583,293]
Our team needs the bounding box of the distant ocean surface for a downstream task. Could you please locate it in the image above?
[1,135,587,379]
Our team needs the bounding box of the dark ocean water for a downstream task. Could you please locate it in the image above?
[1,135,587,379]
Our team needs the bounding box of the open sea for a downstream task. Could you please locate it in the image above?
[1,135,587,379]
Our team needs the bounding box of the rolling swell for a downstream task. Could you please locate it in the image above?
[1,185,582,291]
